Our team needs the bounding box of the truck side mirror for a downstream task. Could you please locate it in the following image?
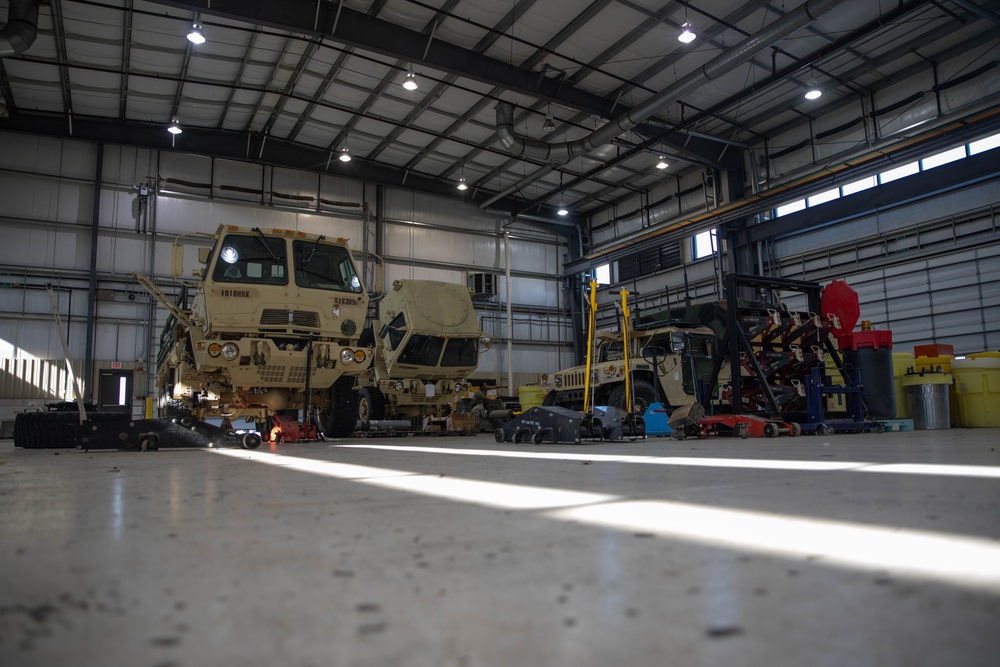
[671,332,686,352]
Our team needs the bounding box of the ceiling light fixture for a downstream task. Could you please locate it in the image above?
[457,177,468,191]
[804,85,822,100]
[543,104,555,132]
[402,71,418,90]
[656,157,669,169]
[557,204,569,216]
[167,117,182,135]
[187,23,205,45]
[338,147,351,162]
[678,22,696,43]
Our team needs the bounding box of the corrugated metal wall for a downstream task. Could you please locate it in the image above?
[0,130,572,402]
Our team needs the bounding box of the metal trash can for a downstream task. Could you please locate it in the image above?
[904,371,952,430]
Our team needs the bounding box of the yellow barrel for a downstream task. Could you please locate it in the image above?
[952,357,1000,428]
[892,351,914,419]
[518,384,547,411]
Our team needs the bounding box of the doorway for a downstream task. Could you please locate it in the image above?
[98,369,133,414]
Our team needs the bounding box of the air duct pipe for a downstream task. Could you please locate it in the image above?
[0,0,40,57]
[496,0,850,164]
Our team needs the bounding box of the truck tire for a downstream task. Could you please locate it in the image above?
[15,410,84,449]
[13,412,36,448]
[320,376,359,439]
[608,380,656,416]
[358,387,386,422]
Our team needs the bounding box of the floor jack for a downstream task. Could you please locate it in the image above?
[679,414,802,439]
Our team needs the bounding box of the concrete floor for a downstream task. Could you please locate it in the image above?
[1,429,999,667]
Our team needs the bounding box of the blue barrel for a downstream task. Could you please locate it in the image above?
[846,347,896,420]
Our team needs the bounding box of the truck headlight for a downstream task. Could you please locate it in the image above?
[220,343,239,361]
[340,349,355,364]
[554,375,563,387]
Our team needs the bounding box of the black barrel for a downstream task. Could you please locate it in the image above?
[846,347,896,419]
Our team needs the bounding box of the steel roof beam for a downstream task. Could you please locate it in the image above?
[142,0,624,119]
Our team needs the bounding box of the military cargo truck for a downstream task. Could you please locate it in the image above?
[355,279,485,428]
[538,321,721,416]
[139,224,374,438]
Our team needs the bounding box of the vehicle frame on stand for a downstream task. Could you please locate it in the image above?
[700,273,873,435]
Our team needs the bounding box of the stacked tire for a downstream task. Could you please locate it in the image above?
[13,409,126,449]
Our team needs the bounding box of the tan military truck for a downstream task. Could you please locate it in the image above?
[354,279,485,429]
[538,321,721,417]
[137,224,374,438]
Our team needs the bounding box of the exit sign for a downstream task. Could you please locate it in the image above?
[111,362,122,369]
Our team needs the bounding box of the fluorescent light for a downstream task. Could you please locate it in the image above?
[338,148,351,162]
[187,23,205,45]
[167,117,182,135]
[656,157,669,169]
[457,177,468,190]
[678,22,696,43]
[402,71,418,90]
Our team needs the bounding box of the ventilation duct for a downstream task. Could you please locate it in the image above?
[0,0,39,57]
[496,0,850,165]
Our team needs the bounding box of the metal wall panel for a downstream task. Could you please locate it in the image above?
[0,357,84,401]
[0,129,572,395]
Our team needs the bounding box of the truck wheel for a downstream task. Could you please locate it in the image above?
[358,387,386,422]
[608,380,656,416]
[320,376,358,438]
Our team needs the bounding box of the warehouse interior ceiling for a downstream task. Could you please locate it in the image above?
[1,0,999,232]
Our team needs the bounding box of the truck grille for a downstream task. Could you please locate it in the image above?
[259,364,308,383]
[260,309,320,328]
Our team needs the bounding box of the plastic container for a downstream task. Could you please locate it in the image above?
[840,330,895,420]
[892,352,915,419]
[914,343,955,358]
[518,384,547,411]
[951,357,1000,428]
[903,371,952,430]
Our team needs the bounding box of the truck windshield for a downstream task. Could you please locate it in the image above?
[292,240,363,293]
[212,234,288,284]
[397,335,445,366]
[441,337,479,366]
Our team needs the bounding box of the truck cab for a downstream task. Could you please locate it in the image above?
[357,279,484,426]
[151,224,372,437]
